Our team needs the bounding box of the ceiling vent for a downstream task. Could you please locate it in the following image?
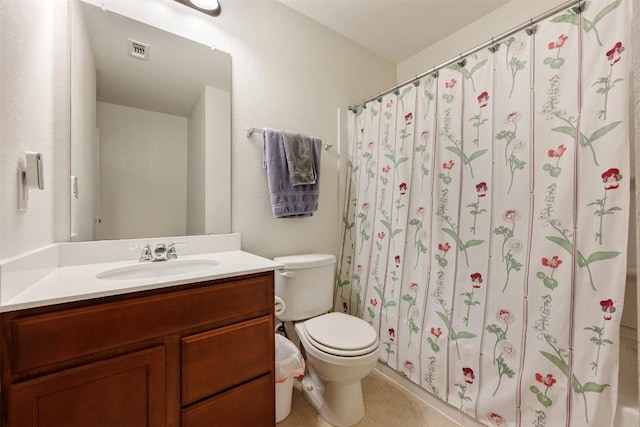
[127,39,150,61]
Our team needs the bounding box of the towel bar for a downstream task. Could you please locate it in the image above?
[246,127,333,151]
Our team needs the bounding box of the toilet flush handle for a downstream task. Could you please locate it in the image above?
[280,270,295,278]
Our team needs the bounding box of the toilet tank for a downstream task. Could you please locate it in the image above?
[273,254,336,321]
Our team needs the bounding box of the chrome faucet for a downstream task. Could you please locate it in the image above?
[153,243,168,261]
[138,242,183,262]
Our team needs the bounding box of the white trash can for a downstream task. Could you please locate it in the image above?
[275,334,305,423]
[275,375,295,423]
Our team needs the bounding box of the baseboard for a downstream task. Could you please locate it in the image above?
[374,362,484,427]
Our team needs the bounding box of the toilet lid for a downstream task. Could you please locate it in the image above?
[303,312,378,352]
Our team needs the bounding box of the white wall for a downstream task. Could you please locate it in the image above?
[80,0,396,259]
[187,88,207,235]
[97,102,188,239]
[397,0,565,82]
[70,0,98,241]
[0,0,61,259]
[204,86,231,235]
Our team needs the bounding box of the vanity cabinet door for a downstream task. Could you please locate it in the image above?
[7,346,165,427]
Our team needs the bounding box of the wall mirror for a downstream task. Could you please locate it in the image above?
[70,0,231,242]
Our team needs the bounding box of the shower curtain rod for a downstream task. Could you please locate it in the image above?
[348,0,582,111]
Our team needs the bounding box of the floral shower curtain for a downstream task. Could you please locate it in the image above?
[336,1,631,426]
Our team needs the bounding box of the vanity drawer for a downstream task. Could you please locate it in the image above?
[181,315,274,405]
[8,273,273,373]
[182,373,274,427]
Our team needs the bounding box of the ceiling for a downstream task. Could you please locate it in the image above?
[277,0,510,63]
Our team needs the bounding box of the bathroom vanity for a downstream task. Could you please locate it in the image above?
[0,235,280,427]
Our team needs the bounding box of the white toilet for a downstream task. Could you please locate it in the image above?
[274,254,379,427]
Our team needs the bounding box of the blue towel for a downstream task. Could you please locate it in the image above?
[263,129,321,218]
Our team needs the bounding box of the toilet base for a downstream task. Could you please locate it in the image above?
[301,365,365,427]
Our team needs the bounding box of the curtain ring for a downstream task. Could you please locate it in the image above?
[489,38,497,53]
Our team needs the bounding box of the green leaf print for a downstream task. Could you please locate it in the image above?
[448,58,488,91]
[454,331,477,340]
[581,251,620,265]
[461,240,484,250]
[468,149,488,162]
[436,310,475,359]
[551,0,621,46]
[578,382,610,394]
[441,222,484,268]
[545,235,619,291]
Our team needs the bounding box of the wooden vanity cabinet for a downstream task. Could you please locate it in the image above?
[0,272,276,427]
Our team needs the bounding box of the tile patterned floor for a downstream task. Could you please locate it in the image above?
[277,370,459,427]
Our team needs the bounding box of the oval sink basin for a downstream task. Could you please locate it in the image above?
[96,259,220,280]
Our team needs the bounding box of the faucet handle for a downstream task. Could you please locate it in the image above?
[167,241,186,259]
[139,244,153,262]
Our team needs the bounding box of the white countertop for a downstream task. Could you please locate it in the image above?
[2,250,281,312]
[0,234,283,312]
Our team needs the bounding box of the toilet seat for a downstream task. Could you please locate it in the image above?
[300,312,378,357]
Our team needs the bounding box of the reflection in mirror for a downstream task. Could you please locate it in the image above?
[70,0,231,242]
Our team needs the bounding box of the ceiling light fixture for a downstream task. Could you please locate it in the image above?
[174,0,221,17]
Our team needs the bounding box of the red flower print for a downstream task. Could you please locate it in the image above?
[502,209,520,222]
[496,309,514,324]
[606,41,624,66]
[445,78,457,89]
[416,206,425,216]
[404,112,413,125]
[382,165,391,173]
[442,160,455,170]
[386,99,394,108]
[370,298,378,307]
[367,141,374,150]
[362,202,369,211]
[357,264,363,272]
[477,91,489,108]
[600,299,616,320]
[403,360,415,373]
[394,255,401,266]
[535,373,557,388]
[430,327,442,338]
[505,111,522,123]
[399,182,407,195]
[541,255,562,269]
[487,412,507,427]
[476,182,488,197]
[388,328,395,341]
[471,272,483,288]
[462,367,475,384]
[378,231,385,239]
[360,128,364,134]
[548,34,568,50]
[602,168,622,190]
[548,144,566,158]
[420,130,430,140]
[409,282,419,292]
[438,242,451,252]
